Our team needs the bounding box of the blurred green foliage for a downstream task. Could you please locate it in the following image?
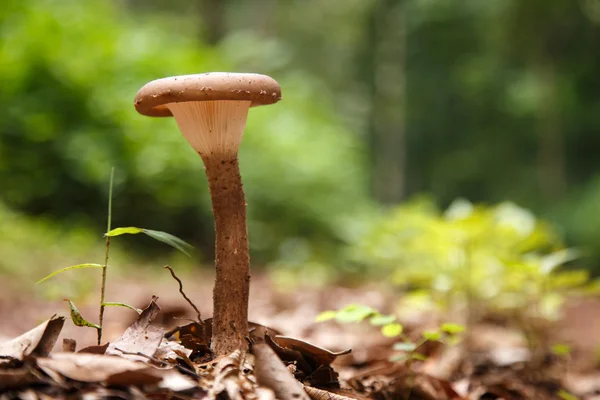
[0,202,101,297]
[0,0,372,266]
[350,197,595,322]
[2,0,600,276]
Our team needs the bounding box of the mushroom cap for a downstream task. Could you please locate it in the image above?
[134,72,282,117]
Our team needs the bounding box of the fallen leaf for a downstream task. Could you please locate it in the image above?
[78,342,109,355]
[158,369,198,392]
[210,350,256,400]
[0,368,41,390]
[254,343,310,400]
[37,352,162,385]
[304,386,368,400]
[264,333,312,373]
[271,335,351,366]
[106,296,163,362]
[0,315,64,361]
[62,338,76,352]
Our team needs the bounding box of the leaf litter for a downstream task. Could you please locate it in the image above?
[1,269,599,399]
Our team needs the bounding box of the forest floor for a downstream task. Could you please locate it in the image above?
[1,269,600,400]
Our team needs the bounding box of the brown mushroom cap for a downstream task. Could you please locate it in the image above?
[134,72,282,117]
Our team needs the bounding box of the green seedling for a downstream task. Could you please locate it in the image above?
[317,304,464,400]
[350,197,597,359]
[37,168,193,344]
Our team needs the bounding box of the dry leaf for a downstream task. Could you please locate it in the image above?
[37,352,161,385]
[265,333,312,373]
[62,338,76,352]
[106,296,163,362]
[0,315,64,361]
[158,369,198,392]
[254,343,310,400]
[78,342,109,354]
[304,386,368,400]
[210,350,256,400]
[272,335,351,366]
[155,338,192,362]
[0,368,41,390]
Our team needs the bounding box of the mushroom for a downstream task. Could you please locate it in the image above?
[134,73,281,355]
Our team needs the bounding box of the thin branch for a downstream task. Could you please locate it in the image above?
[164,265,203,324]
[113,347,200,378]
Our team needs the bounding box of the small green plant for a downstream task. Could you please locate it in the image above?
[37,168,193,344]
[317,305,464,360]
[349,197,598,357]
[317,305,464,399]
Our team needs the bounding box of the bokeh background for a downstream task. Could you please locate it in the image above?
[2,0,600,296]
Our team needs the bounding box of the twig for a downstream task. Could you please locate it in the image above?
[164,265,203,324]
[113,347,200,378]
[98,167,115,345]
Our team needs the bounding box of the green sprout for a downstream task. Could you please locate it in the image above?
[37,168,193,344]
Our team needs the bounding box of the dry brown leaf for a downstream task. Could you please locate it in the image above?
[157,369,199,392]
[12,389,39,400]
[210,350,249,400]
[272,335,351,366]
[265,333,312,373]
[0,315,64,361]
[0,368,41,390]
[62,338,76,352]
[106,296,163,362]
[77,342,109,354]
[304,386,368,400]
[36,352,161,385]
[254,343,310,400]
[155,337,192,363]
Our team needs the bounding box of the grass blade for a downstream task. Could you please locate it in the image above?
[37,263,104,284]
[142,229,194,257]
[104,226,194,257]
[105,227,143,237]
[65,299,100,329]
[102,302,142,314]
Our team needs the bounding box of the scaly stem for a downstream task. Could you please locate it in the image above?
[203,156,250,356]
[97,167,114,345]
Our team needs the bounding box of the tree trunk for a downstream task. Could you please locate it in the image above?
[203,156,250,356]
[199,0,226,45]
[534,60,566,200]
[365,0,407,204]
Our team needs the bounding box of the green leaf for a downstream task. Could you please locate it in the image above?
[105,227,194,257]
[36,263,104,284]
[142,229,194,257]
[551,343,571,357]
[411,352,428,361]
[315,310,337,322]
[441,322,466,335]
[65,299,100,329]
[557,389,579,400]
[370,314,397,326]
[102,302,142,314]
[335,304,377,323]
[393,342,417,352]
[381,323,403,337]
[540,249,580,275]
[422,330,442,341]
[105,227,144,236]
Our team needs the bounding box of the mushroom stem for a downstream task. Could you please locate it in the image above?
[202,155,250,355]
[135,73,281,356]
